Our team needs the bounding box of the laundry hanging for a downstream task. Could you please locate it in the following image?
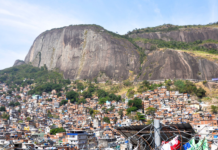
[188,138,208,150]
[161,136,181,150]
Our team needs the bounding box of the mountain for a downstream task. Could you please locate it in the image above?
[13,60,25,67]
[24,25,140,81]
[22,23,218,81]
[127,24,218,42]
[139,49,218,80]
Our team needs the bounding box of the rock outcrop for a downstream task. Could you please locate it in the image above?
[138,49,218,80]
[25,25,140,81]
[128,27,218,42]
[24,25,218,81]
[13,60,25,67]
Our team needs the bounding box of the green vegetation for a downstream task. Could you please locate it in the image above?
[127,88,135,98]
[0,64,71,95]
[66,91,79,103]
[77,98,87,104]
[8,101,20,107]
[127,97,142,114]
[0,106,6,111]
[76,82,84,91]
[211,105,218,114]
[88,108,94,116]
[127,22,218,34]
[46,98,53,102]
[26,117,31,121]
[173,80,206,98]
[145,107,156,117]
[103,117,110,123]
[134,38,218,54]
[18,120,23,123]
[28,83,63,95]
[136,112,146,121]
[2,113,10,120]
[50,127,66,135]
[123,80,133,86]
[118,109,124,119]
[137,80,163,93]
[60,100,68,106]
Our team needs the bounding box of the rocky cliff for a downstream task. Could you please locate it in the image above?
[138,49,218,80]
[24,25,140,81]
[23,25,218,81]
[128,27,218,42]
[13,60,25,67]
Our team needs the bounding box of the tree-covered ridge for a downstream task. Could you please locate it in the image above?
[134,38,218,54]
[0,64,70,92]
[127,22,218,35]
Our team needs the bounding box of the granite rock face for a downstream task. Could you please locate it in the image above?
[128,28,218,42]
[13,60,25,67]
[139,49,218,80]
[25,25,140,81]
[24,25,218,81]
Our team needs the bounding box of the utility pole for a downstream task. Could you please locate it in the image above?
[154,119,160,148]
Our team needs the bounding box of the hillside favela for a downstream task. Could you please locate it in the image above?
[1,1,218,150]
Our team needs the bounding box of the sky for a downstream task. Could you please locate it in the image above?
[0,0,217,70]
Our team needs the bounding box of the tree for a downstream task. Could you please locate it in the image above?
[211,105,218,114]
[57,92,62,97]
[7,90,12,95]
[82,91,92,98]
[2,113,9,120]
[128,98,142,109]
[118,109,124,119]
[98,97,107,105]
[136,112,145,121]
[50,127,66,135]
[77,98,87,104]
[103,117,110,124]
[66,91,79,103]
[97,89,108,98]
[17,87,20,91]
[0,106,6,111]
[196,87,206,98]
[89,108,94,116]
[123,80,132,86]
[14,102,20,106]
[77,82,84,91]
[8,102,15,107]
[60,100,68,106]
[127,107,138,114]
[146,107,156,118]
[127,88,135,98]
[16,95,21,99]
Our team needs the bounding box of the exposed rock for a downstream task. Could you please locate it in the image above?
[24,25,218,81]
[135,41,152,49]
[128,28,218,42]
[13,60,25,67]
[202,43,218,50]
[25,25,140,81]
[139,49,218,80]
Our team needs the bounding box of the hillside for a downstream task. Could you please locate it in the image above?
[10,23,218,81]
[24,25,140,81]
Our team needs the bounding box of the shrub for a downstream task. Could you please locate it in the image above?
[103,117,110,123]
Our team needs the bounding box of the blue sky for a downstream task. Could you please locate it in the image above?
[0,0,217,69]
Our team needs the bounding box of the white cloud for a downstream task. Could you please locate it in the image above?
[0,0,83,69]
[209,0,218,23]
